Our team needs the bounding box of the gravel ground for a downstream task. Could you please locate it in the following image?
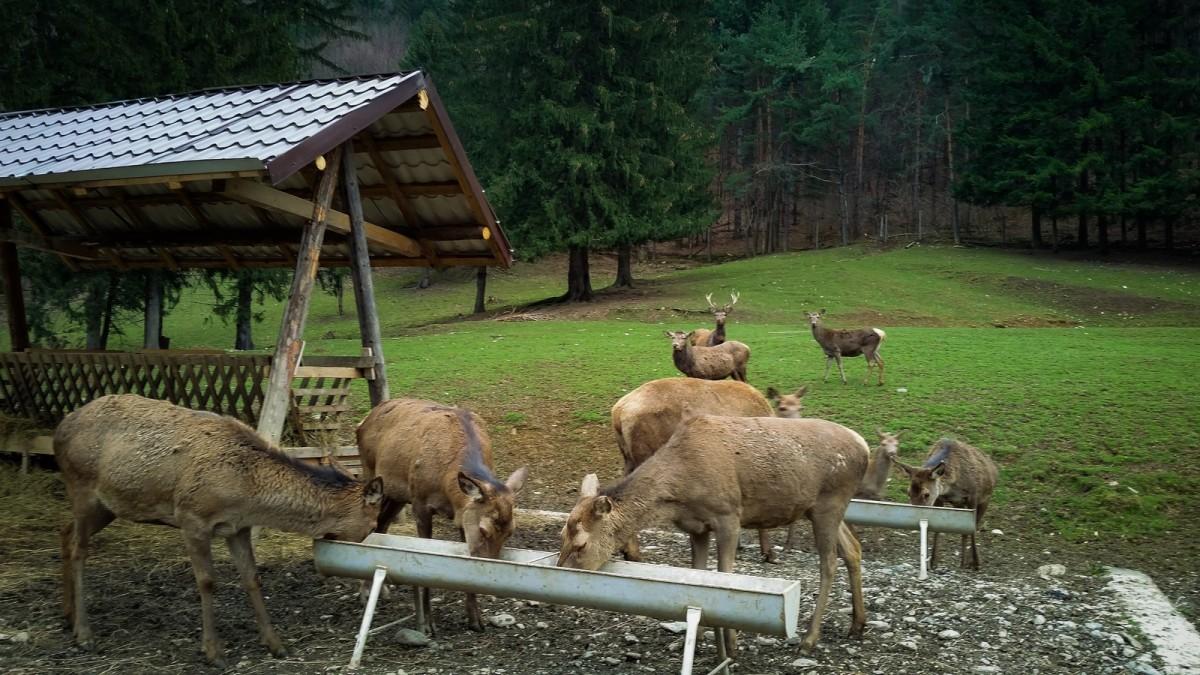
[0,513,1170,675]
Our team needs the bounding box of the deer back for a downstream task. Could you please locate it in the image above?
[611,378,772,472]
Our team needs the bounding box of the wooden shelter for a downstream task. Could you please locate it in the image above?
[0,72,512,449]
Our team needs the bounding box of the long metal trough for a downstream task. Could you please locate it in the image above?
[316,532,800,637]
[845,498,976,534]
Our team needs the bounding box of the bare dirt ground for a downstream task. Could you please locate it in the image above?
[0,476,1176,674]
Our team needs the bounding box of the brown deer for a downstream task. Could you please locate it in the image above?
[558,414,868,653]
[896,438,997,569]
[856,430,903,500]
[690,292,739,346]
[766,385,808,418]
[54,394,384,667]
[357,398,528,634]
[666,330,750,381]
[806,310,886,385]
[611,377,786,562]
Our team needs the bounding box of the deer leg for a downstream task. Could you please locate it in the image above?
[759,529,779,564]
[689,531,711,570]
[929,530,941,570]
[182,528,225,667]
[801,514,840,651]
[782,523,799,553]
[621,535,643,562]
[63,500,115,651]
[715,522,741,656]
[359,498,404,603]
[226,528,286,657]
[874,352,885,386]
[413,506,437,636]
[822,356,833,382]
[837,522,867,638]
[835,353,848,384]
[971,502,988,570]
[460,526,484,632]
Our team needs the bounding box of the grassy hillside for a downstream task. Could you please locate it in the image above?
[8,244,1200,582]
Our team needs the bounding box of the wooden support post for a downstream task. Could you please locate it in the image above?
[340,141,389,407]
[0,201,31,351]
[257,147,344,443]
[474,266,487,314]
[143,272,163,349]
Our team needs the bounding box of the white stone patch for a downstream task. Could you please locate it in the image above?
[1108,568,1200,674]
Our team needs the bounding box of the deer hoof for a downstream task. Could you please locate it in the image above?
[763,552,781,564]
[268,643,289,659]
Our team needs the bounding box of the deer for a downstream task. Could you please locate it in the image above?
[766,385,808,418]
[53,394,385,667]
[690,292,739,346]
[895,438,998,569]
[806,310,887,385]
[611,377,789,563]
[856,430,903,500]
[558,413,868,653]
[357,398,528,634]
[666,330,750,382]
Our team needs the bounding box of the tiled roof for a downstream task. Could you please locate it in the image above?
[0,73,421,185]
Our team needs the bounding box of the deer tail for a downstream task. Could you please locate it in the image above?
[873,328,887,341]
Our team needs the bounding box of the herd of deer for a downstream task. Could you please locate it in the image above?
[51,293,997,666]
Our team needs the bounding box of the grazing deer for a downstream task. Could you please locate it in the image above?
[766,385,808,418]
[666,330,750,382]
[611,378,787,562]
[54,394,384,667]
[856,430,903,500]
[690,292,739,346]
[559,414,868,653]
[896,438,997,569]
[357,398,528,634]
[806,310,886,385]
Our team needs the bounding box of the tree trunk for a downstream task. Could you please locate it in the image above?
[334,274,345,316]
[474,266,487,314]
[234,273,254,350]
[1031,206,1043,248]
[1051,215,1060,253]
[1164,218,1174,250]
[1078,139,1089,247]
[84,282,104,350]
[1097,213,1109,254]
[945,97,960,245]
[565,245,593,302]
[1137,216,1147,249]
[1078,212,1089,248]
[614,243,634,288]
[143,273,162,350]
[98,273,117,349]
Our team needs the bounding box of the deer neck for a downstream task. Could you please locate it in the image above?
[672,344,693,372]
[603,468,676,544]
[811,322,831,346]
[711,319,726,343]
[862,447,893,495]
[250,463,357,537]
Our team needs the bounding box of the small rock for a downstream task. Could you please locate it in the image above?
[624,651,641,661]
[535,621,548,629]
[1120,632,1143,650]
[1047,588,1073,601]
[867,620,891,630]
[900,640,919,652]
[394,628,430,648]
[998,628,1008,638]
[487,614,516,628]
[1122,647,1136,658]
[601,656,621,666]
[939,629,961,640]
[1125,662,1160,675]
[1038,564,1067,579]
[13,632,30,644]
[991,529,1004,535]
[1060,635,1079,646]
[974,667,1001,674]
[659,621,688,635]
[903,616,918,623]
[791,657,818,667]
[1033,615,1046,626]
[755,636,780,647]
[980,641,992,649]
[1085,622,1104,631]
[624,633,639,644]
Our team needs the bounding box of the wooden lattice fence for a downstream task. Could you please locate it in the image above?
[0,351,272,425]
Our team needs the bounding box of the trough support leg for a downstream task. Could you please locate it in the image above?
[919,519,929,581]
[349,566,388,669]
[681,606,703,675]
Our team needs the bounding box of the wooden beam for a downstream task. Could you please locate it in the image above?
[0,201,30,351]
[170,186,242,271]
[369,134,442,152]
[361,134,439,266]
[0,231,100,259]
[222,178,422,258]
[0,170,266,192]
[257,148,344,444]
[340,140,389,406]
[51,189,128,269]
[68,254,499,270]
[114,191,178,269]
[6,193,80,270]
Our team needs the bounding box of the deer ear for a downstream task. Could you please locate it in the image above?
[580,473,600,498]
[458,472,486,502]
[795,385,808,398]
[506,466,529,494]
[931,461,947,478]
[364,477,385,506]
[820,308,827,315]
[894,430,906,439]
[894,462,916,478]
[877,427,886,438]
[592,495,613,517]
[766,386,780,400]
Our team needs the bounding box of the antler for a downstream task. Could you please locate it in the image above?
[726,291,740,310]
[705,293,717,310]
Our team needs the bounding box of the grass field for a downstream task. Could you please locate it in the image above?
[7,243,1200,610]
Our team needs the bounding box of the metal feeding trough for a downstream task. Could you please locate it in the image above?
[844,499,977,580]
[314,532,801,675]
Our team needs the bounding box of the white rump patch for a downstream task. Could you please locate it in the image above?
[873,328,887,340]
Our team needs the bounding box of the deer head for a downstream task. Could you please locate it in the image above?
[805,309,827,326]
[325,477,386,543]
[896,460,946,506]
[665,330,692,352]
[456,467,529,558]
[706,292,739,324]
[557,473,621,570]
[876,429,904,459]
[767,385,808,418]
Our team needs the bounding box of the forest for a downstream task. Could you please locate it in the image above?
[1,0,1197,343]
